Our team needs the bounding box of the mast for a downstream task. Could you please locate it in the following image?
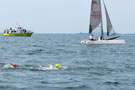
[100,0,104,39]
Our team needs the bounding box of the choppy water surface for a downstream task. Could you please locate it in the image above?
[0,34,135,90]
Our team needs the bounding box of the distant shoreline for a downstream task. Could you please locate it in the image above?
[0,33,134,35]
[32,33,135,35]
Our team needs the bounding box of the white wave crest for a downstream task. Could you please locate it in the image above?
[3,64,14,69]
[37,65,68,71]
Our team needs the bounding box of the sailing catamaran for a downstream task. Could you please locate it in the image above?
[80,0,125,44]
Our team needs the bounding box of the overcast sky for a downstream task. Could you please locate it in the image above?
[0,0,134,34]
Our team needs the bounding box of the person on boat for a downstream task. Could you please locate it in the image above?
[10,62,19,68]
[98,35,103,41]
[4,30,6,33]
[89,34,96,41]
[24,29,27,33]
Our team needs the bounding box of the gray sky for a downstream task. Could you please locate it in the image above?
[0,0,134,34]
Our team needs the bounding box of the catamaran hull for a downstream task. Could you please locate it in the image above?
[3,33,33,37]
[80,40,125,44]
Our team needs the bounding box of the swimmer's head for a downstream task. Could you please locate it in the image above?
[54,64,62,69]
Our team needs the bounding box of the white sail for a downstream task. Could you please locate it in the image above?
[89,0,102,34]
[103,1,115,36]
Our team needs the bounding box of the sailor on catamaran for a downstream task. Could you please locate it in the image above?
[89,34,96,41]
[98,35,103,41]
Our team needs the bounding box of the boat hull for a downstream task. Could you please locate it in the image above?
[80,40,125,44]
[3,33,33,37]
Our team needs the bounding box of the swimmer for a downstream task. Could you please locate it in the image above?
[9,63,62,70]
[10,62,19,68]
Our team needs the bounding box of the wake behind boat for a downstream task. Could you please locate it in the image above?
[3,25,33,37]
[81,0,125,44]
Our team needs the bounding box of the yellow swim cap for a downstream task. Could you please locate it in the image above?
[54,64,62,69]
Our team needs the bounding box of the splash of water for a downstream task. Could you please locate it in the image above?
[29,64,68,71]
[2,64,15,69]
[37,64,63,71]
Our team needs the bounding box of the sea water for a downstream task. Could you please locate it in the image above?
[0,34,135,90]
